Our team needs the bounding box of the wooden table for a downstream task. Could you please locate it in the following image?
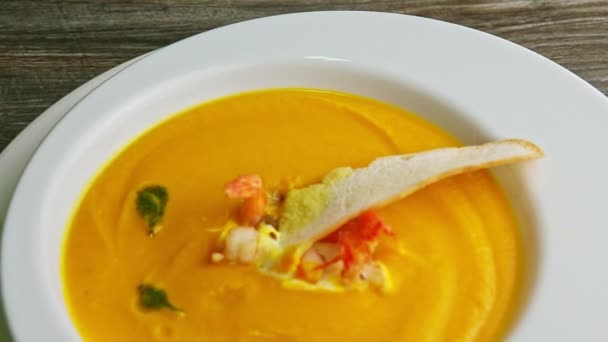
[1,0,607,151]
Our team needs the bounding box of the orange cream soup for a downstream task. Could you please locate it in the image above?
[63,89,522,341]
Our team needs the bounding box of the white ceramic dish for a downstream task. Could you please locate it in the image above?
[3,11,608,341]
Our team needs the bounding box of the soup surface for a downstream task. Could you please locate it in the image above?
[63,89,522,341]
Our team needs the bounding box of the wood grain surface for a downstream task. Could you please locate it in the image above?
[1,0,607,151]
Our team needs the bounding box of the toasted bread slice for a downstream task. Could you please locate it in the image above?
[279,139,543,248]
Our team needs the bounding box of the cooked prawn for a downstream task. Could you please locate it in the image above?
[225,174,267,226]
[224,226,258,263]
[319,210,393,279]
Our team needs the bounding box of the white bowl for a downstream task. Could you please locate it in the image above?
[3,11,608,341]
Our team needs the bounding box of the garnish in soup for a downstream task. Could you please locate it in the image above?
[213,140,541,292]
[138,284,183,314]
[136,185,168,237]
